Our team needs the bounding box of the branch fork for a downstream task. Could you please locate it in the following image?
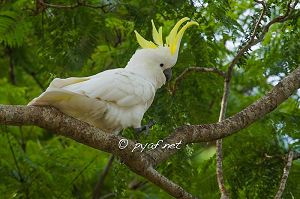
[1,65,300,198]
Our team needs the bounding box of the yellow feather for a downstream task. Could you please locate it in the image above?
[166,17,189,46]
[173,21,199,54]
[166,17,190,54]
[134,30,157,49]
[151,20,163,46]
[158,26,163,44]
[134,17,197,52]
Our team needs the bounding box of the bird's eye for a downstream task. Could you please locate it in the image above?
[160,63,164,67]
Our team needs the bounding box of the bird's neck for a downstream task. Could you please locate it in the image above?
[125,62,166,89]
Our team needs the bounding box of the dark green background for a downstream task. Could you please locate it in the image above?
[0,0,299,198]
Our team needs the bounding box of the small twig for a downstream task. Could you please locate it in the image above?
[99,193,115,199]
[251,0,267,40]
[128,180,147,190]
[274,151,294,199]
[6,47,16,85]
[257,0,298,43]
[92,155,115,199]
[128,178,147,190]
[20,65,45,90]
[214,1,267,195]
[58,156,97,198]
[215,1,298,198]
[37,0,112,12]
[5,127,24,182]
[227,0,267,81]
[293,151,300,160]
[19,126,26,152]
[113,28,123,48]
[264,153,285,161]
[170,67,226,94]
[225,0,297,80]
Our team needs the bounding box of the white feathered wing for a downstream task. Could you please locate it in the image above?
[28,69,156,134]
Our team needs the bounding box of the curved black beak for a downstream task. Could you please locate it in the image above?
[163,68,172,81]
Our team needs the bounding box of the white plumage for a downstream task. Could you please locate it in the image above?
[28,18,198,134]
[29,68,156,133]
[29,47,173,134]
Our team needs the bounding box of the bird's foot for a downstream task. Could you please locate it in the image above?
[134,119,156,135]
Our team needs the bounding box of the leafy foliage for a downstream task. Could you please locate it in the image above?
[0,0,299,198]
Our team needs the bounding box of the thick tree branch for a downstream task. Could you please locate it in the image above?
[0,66,299,198]
[0,106,193,198]
[141,167,197,199]
[274,151,294,199]
[0,105,151,166]
[148,66,300,165]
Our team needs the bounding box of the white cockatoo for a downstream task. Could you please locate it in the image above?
[28,17,198,134]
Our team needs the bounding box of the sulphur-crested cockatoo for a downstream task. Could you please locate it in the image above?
[28,17,198,134]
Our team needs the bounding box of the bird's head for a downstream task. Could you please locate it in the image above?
[126,17,198,87]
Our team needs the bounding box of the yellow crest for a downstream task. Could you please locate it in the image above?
[134,17,198,55]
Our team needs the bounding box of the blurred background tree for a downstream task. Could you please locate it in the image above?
[0,0,299,198]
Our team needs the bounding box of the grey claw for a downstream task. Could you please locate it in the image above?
[148,119,156,128]
[134,127,143,134]
[133,119,156,135]
[144,126,150,135]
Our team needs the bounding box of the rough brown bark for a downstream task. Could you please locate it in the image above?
[147,66,300,165]
[0,105,195,198]
[1,65,299,198]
